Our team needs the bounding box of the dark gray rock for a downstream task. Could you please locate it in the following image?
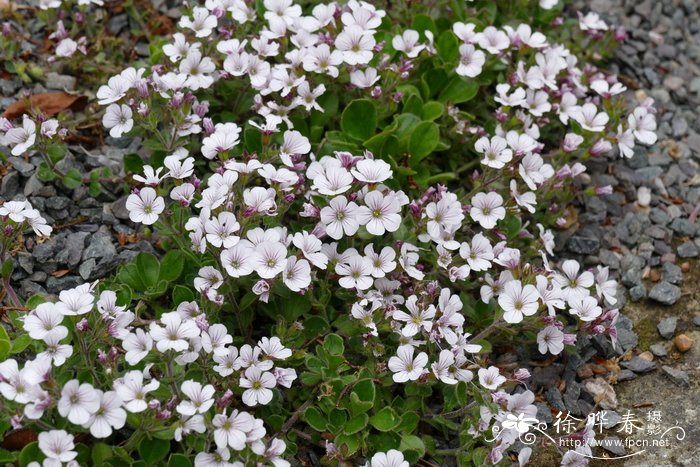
[111,196,131,220]
[55,232,90,268]
[0,171,20,199]
[649,281,682,305]
[563,381,582,415]
[600,437,626,457]
[535,402,552,424]
[616,315,638,351]
[567,234,601,255]
[677,241,699,258]
[629,285,646,302]
[599,410,621,429]
[45,275,84,294]
[617,369,637,381]
[669,218,697,236]
[661,366,690,387]
[650,343,668,357]
[545,387,566,412]
[657,317,678,339]
[694,315,700,327]
[621,268,643,288]
[44,72,77,91]
[621,356,657,373]
[661,262,683,284]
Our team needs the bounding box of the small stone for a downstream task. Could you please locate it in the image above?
[44,72,77,91]
[567,234,601,255]
[677,242,699,258]
[648,281,681,305]
[650,344,668,357]
[670,218,697,237]
[563,381,582,415]
[617,369,637,381]
[638,351,654,362]
[546,387,566,412]
[621,356,656,374]
[657,317,678,339]
[674,334,694,353]
[535,402,553,424]
[599,410,621,429]
[661,366,690,387]
[682,262,691,272]
[661,262,682,284]
[693,316,700,327]
[0,171,19,198]
[111,197,131,220]
[629,285,646,302]
[600,437,626,457]
[577,365,594,380]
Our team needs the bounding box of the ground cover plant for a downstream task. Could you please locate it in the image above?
[0,0,659,465]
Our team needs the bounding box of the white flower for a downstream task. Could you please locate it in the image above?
[425,192,464,238]
[616,125,635,158]
[221,242,257,278]
[554,260,594,301]
[568,295,602,322]
[174,414,206,442]
[320,196,360,240]
[498,280,539,324]
[453,22,477,43]
[163,32,200,62]
[5,116,36,156]
[180,6,217,37]
[392,29,424,58]
[470,192,505,229]
[114,370,160,413]
[202,124,241,159]
[475,26,510,54]
[627,107,657,145]
[253,242,288,279]
[212,409,255,450]
[364,244,396,278]
[431,349,458,385]
[55,38,78,57]
[123,329,153,365]
[277,130,310,167]
[312,167,354,196]
[194,448,235,467]
[292,232,328,269]
[365,449,409,467]
[459,233,493,271]
[58,380,100,425]
[38,330,73,366]
[102,104,133,138]
[205,212,240,248]
[125,187,165,225]
[476,135,512,169]
[392,296,435,337]
[213,347,240,377]
[357,191,402,235]
[23,303,65,340]
[84,390,126,438]
[56,285,94,316]
[177,381,216,416]
[336,255,374,290]
[478,366,506,390]
[570,103,609,132]
[456,44,486,77]
[351,159,392,184]
[388,345,428,383]
[240,367,277,406]
[201,324,233,356]
[283,257,312,292]
[96,74,129,105]
[510,180,536,213]
[537,326,564,355]
[149,312,201,352]
[336,25,375,65]
[38,430,77,464]
[258,336,292,359]
[350,67,380,88]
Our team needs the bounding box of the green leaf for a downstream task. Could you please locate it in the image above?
[304,406,327,432]
[91,443,113,465]
[46,143,66,163]
[36,161,57,181]
[323,334,344,356]
[409,121,440,164]
[399,435,426,463]
[172,285,194,304]
[341,99,377,141]
[138,438,170,464]
[159,250,184,282]
[124,153,145,174]
[62,168,83,189]
[335,433,360,455]
[244,126,263,153]
[369,407,401,432]
[18,441,41,467]
[343,413,369,435]
[136,253,160,288]
[420,68,449,98]
[438,77,479,104]
[411,14,437,34]
[11,334,33,354]
[398,411,420,433]
[168,454,193,467]
[421,101,444,121]
[1,258,12,279]
[437,31,460,63]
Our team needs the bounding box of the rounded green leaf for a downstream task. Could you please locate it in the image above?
[409,121,440,164]
[304,406,328,432]
[62,168,83,189]
[168,453,193,467]
[341,99,377,141]
[19,441,41,467]
[438,77,479,104]
[437,31,459,63]
[138,438,170,464]
[370,407,401,432]
[343,413,369,435]
[323,333,345,356]
[399,435,426,463]
[136,253,160,288]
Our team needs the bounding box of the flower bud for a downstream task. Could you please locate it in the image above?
[76,318,89,332]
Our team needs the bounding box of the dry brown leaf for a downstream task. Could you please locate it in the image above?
[3,92,87,119]
[51,269,71,278]
[0,428,37,450]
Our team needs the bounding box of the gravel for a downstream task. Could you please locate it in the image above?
[648,281,682,305]
[661,365,690,387]
[657,316,678,339]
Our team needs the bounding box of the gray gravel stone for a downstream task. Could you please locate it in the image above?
[694,316,700,327]
[617,369,637,381]
[629,285,646,302]
[677,241,699,257]
[661,262,683,284]
[55,232,90,268]
[669,218,697,236]
[656,316,678,339]
[622,356,657,374]
[661,365,690,387]
[648,281,682,305]
[546,387,566,412]
[44,72,77,91]
[600,437,626,457]
[650,343,668,357]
